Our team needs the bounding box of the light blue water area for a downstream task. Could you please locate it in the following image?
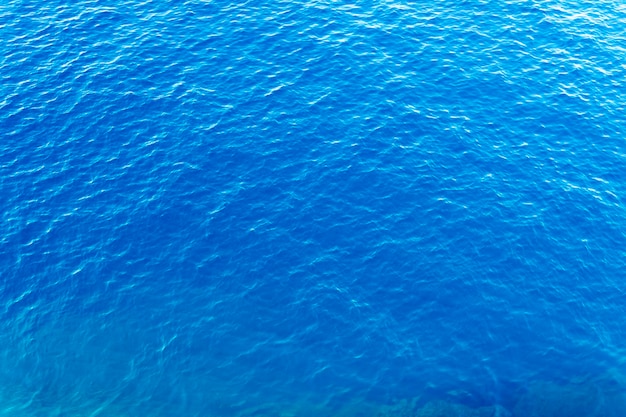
[2,0,626,416]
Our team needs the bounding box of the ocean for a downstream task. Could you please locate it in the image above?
[2,0,626,416]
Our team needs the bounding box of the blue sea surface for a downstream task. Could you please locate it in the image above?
[2,0,626,416]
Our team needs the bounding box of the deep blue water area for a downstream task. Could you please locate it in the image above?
[2,0,626,416]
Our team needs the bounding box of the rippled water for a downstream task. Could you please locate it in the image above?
[2,0,626,416]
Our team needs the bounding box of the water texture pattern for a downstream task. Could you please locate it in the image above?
[2,0,626,416]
